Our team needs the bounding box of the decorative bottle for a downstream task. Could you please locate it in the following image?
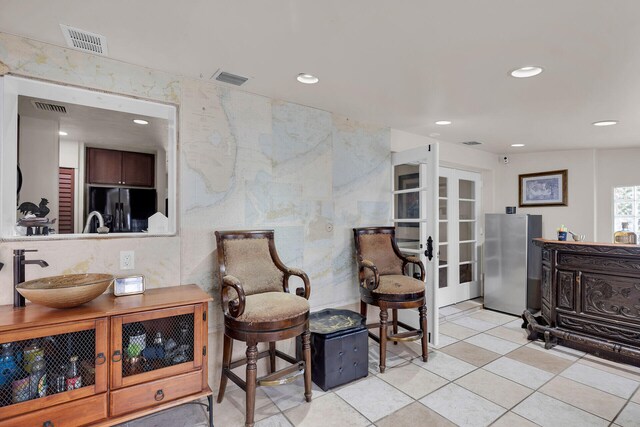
[614,222,637,244]
[66,356,82,391]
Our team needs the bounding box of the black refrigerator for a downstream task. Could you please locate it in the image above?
[87,186,157,233]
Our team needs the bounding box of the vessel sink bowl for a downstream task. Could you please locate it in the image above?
[16,273,114,309]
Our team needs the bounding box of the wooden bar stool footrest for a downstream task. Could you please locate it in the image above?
[258,361,305,386]
[388,330,422,342]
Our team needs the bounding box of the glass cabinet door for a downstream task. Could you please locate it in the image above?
[110,304,204,389]
[0,318,108,421]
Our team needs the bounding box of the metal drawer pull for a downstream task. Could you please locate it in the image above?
[112,350,122,363]
[95,352,106,365]
[155,389,165,401]
[43,421,53,427]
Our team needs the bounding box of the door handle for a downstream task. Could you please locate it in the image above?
[424,236,433,261]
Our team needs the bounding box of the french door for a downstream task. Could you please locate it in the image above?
[437,167,481,307]
[391,144,440,345]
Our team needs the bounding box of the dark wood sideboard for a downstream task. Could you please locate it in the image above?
[524,239,640,366]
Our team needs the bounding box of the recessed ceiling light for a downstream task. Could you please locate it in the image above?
[592,120,618,127]
[511,143,525,147]
[510,66,543,78]
[133,119,149,125]
[58,131,68,136]
[435,120,452,125]
[297,73,319,84]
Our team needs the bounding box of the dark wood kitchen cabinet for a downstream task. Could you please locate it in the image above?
[86,148,155,188]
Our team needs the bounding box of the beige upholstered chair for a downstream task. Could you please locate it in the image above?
[353,226,428,372]
[215,230,312,427]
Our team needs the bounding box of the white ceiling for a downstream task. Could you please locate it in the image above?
[2,0,640,153]
[18,96,167,150]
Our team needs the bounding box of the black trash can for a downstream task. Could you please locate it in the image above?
[297,309,368,391]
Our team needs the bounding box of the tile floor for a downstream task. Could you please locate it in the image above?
[123,299,640,427]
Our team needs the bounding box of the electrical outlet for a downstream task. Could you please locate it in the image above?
[120,250,135,270]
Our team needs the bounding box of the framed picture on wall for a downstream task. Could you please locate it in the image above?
[519,169,568,207]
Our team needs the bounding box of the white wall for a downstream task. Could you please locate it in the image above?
[595,147,640,242]
[493,149,597,240]
[18,115,59,221]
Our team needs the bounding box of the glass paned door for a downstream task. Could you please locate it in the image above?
[438,167,481,307]
[391,144,439,345]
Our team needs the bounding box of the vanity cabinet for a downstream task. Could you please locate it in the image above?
[86,148,155,188]
[0,285,212,427]
[527,239,640,366]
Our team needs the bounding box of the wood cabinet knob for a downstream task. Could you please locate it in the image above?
[154,389,165,401]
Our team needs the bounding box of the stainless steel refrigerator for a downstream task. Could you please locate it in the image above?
[87,186,157,233]
[484,214,542,315]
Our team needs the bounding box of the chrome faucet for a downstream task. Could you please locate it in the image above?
[83,211,108,233]
[13,249,49,307]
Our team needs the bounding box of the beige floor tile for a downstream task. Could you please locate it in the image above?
[464,333,522,355]
[335,377,413,422]
[632,388,640,404]
[440,341,501,367]
[539,376,626,421]
[524,340,585,361]
[439,322,479,340]
[412,350,477,381]
[490,412,539,427]
[377,362,448,399]
[485,326,531,345]
[506,346,573,374]
[451,316,497,332]
[385,339,430,360]
[215,387,280,427]
[433,334,458,349]
[561,363,639,399]
[470,310,518,325]
[615,402,640,427]
[453,299,483,311]
[579,356,640,382]
[284,393,370,427]
[484,357,554,389]
[255,413,294,427]
[455,369,533,409]
[513,393,608,427]
[375,401,456,427]
[420,383,506,427]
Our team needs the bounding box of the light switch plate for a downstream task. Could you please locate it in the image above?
[120,250,135,270]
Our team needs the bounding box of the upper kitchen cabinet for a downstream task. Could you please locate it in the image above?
[86,148,155,188]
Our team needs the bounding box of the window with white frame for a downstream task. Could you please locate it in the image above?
[613,186,640,238]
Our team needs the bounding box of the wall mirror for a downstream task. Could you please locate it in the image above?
[0,76,177,239]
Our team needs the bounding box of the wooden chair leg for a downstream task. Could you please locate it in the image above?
[419,303,428,362]
[379,308,388,373]
[302,330,312,402]
[392,309,398,345]
[217,333,233,403]
[269,342,276,373]
[360,300,367,318]
[245,342,258,427]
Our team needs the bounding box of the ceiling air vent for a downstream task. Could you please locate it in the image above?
[214,71,249,86]
[60,24,108,56]
[31,100,67,114]
[462,141,482,146]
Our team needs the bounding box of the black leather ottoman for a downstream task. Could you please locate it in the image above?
[297,309,368,391]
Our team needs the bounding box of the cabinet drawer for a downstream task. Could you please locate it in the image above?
[1,393,107,427]
[110,370,202,417]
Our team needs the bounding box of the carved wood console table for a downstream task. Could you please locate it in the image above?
[524,239,640,366]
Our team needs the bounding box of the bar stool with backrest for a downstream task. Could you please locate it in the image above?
[353,226,428,372]
[215,230,312,427]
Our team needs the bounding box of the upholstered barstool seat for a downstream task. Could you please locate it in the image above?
[373,275,426,295]
[230,292,310,325]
